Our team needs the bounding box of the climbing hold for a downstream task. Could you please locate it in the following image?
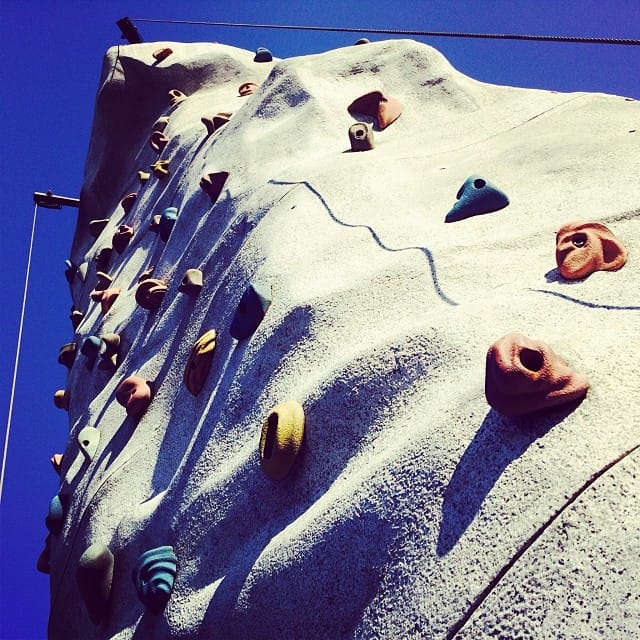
[58,342,77,369]
[348,122,375,152]
[178,269,203,296]
[132,546,178,614]
[150,160,170,179]
[254,47,273,62]
[230,282,272,340]
[348,91,403,130]
[95,271,113,291]
[77,262,88,282]
[150,131,169,154]
[238,82,258,96]
[37,535,52,574]
[485,332,590,417]
[135,278,168,311]
[53,389,70,410]
[159,207,178,242]
[259,401,305,480]
[153,47,173,62]
[445,175,510,223]
[89,219,109,238]
[120,193,137,214]
[81,336,102,368]
[64,259,77,285]
[95,248,112,274]
[112,225,134,253]
[77,543,115,624]
[150,214,162,232]
[78,426,100,461]
[201,113,232,135]
[353,37,370,45]
[100,333,120,369]
[50,454,64,475]
[152,116,170,132]
[70,308,84,330]
[116,375,153,418]
[200,171,229,202]
[555,221,628,280]
[138,266,155,282]
[45,494,65,535]
[168,89,187,106]
[138,170,151,184]
[100,289,120,315]
[183,329,217,395]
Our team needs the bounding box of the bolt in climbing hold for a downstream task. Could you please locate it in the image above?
[348,122,375,152]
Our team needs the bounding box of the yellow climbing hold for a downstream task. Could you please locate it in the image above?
[259,401,305,480]
[183,329,217,395]
[150,160,170,178]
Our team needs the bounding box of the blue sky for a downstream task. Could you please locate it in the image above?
[0,1,638,637]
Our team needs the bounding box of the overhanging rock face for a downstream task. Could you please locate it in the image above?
[48,40,639,638]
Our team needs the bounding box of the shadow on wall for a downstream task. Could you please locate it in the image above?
[437,403,580,556]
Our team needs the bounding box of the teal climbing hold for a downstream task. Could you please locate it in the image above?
[77,543,115,624]
[444,175,509,223]
[78,426,100,461]
[254,47,273,62]
[45,494,65,535]
[81,336,102,368]
[159,207,178,242]
[133,546,178,614]
[230,282,272,340]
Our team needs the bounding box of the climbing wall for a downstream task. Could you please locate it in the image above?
[43,40,639,639]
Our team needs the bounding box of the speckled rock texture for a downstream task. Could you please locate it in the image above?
[48,40,639,639]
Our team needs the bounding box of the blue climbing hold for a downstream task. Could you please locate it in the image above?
[81,336,102,369]
[64,259,77,285]
[444,175,509,223]
[254,47,273,62]
[132,546,178,614]
[45,494,65,535]
[230,282,272,340]
[159,207,178,242]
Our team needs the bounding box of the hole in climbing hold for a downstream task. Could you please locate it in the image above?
[571,233,588,248]
[473,178,486,189]
[520,348,544,372]
[263,413,278,460]
[82,440,90,447]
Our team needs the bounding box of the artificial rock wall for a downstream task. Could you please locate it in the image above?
[45,40,639,639]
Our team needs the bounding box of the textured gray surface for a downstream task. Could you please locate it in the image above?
[47,40,639,639]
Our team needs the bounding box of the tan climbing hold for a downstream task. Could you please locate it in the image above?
[179,269,203,295]
[50,454,64,475]
[152,116,170,132]
[138,170,151,183]
[150,131,169,154]
[201,113,232,135]
[238,82,258,96]
[112,225,134,253]
[184,329,217,395]
[168,89,187,106]
[54,389,70,410]
[58,343,77,369]
[95,271,113,291]
[135,278,168,311]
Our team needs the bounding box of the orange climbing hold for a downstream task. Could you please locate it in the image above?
[116,375,153,418]
[53,389,70,410]
[135,278,167,311]
[555,221,628,280]
[153,47,173,62]
[348,91,403,130]
[238,82,258,96]
[168,89,187,106]
[113,225,134,253]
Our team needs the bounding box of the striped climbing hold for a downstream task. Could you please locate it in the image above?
[259,401,305,480]
[445,176,509,223]
[230,282,271,340]
[184,330,217,395]
[133,546,178,614]
[77,543,115,624]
